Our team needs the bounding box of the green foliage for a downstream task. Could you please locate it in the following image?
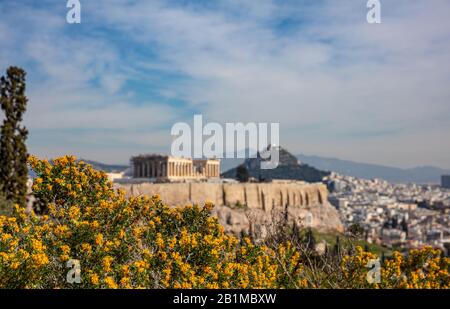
[232,200,247,209]
[236,164,249,183]
[0,193,14,216]
[310,229,391,257]
[0,66,29,207]
[302,228,316,252]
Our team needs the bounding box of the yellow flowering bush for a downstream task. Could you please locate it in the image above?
[0,155,449,289]
[0,156,300,288]
[341,246,450,289]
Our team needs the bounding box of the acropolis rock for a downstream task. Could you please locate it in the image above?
[115,181,344,237]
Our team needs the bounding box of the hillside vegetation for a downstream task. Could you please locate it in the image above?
[0,156,449,289]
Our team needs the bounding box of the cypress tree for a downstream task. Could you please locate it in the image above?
[333,236,341,257]
[303,228,316,252]
[0,66,29,206]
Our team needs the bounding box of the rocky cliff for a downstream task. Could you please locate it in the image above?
[115,181,344,237]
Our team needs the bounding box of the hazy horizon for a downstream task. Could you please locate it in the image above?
[81,150,450,172]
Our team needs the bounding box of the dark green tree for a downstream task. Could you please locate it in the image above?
[236,164,249,183]
[0,67,29,206]
[303,228,316,252]
[348,223,364,239]
[333,235,341,257]
[364,244,370,253]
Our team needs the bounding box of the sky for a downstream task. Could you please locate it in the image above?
[0,0,449,168]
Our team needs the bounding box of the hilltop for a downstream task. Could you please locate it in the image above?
[80,159,129,174]
[221,146,330,183]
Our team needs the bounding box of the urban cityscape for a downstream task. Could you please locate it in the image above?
[327,173,450,252]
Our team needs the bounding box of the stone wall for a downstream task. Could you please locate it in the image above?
[114,182,344,236]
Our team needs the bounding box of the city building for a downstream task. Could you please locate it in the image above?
[324,172,450,250]
[106,171,125,182]
[328,195,348,210]
[442,175,450,189]
[131,154,220,181]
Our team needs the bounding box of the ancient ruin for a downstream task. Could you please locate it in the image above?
[131,154,220,181]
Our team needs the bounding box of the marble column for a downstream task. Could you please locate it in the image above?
[134,163,138,178]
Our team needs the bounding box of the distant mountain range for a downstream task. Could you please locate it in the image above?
[297,154,450,184]
[81,159,129,174]
[27,159,130,179]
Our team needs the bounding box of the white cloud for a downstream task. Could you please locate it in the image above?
[1,0,449,167]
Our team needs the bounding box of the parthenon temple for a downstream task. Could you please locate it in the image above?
[131,154,220,181]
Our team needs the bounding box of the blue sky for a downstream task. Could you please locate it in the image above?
[0,0,449,168]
